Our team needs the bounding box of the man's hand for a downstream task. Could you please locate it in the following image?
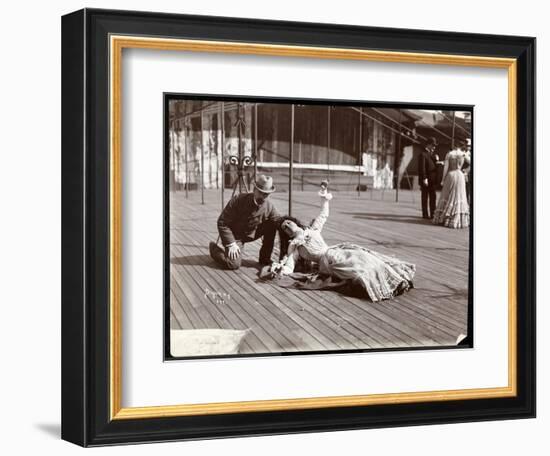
[227,243,240,260]
[423,178,429,187]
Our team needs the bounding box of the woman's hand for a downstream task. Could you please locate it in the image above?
[318,180,332,200]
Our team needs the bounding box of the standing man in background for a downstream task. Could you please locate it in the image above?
[418,137,439,219]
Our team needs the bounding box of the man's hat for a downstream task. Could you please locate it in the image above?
[425,136,438,148]
[253,174,276,194]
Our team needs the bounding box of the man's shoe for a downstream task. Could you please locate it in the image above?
[209,241,217,255]
[209,241,224,262]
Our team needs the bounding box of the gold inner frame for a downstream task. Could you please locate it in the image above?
[109,35,517,420]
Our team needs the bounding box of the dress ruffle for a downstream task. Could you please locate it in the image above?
[319,243,415,302]
[433,169,470,229]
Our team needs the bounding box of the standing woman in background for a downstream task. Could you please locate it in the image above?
[432,143,470,229]
[462,139,472,204]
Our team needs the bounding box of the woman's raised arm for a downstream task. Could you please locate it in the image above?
[310,193,331,231]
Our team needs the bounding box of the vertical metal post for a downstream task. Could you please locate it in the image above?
[254,103,258,181]
[289,104,295,217]
[220,102,225,210]
[327,106,331,180]
[237,104,243,194]
[451,111,456,150]
[171,124,177,191]
[395,110,403,203]
[200,106,205,205]
[208,114,212,190]
[184,120,189,199]
[215,113,219,190]
[358,107,362,197]
[298,143,303,190]
[175,126,183,189]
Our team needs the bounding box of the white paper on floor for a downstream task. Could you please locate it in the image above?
[170,329,249,357]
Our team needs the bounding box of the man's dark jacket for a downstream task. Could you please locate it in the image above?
[418,149,438,187]
[217,193,281,246]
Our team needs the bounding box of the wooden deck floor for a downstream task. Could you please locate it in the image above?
[169,189,470,355]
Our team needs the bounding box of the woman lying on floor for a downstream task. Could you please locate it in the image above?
[266,184,416,302]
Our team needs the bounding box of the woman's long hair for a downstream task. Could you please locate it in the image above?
[277,216,307,260]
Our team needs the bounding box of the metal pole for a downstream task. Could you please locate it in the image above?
[220,102,225,210]
[170,127,175,191]
[327,106,331,180]
[178,127,182,191]
[171,127,175,190]
[451,111,456,150]
[237,104,243,194]
[289,104,295,217]
[358,107,362,197]
[395,110,402,203]
[184,121,189,199]
[200,107,205,205]
[215,115,219,190]
[254,103,258,181]
[299,142,303,190]
[208,115,212,190]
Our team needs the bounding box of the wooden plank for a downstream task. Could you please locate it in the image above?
[170,308,182,330]
[172,262,262,355]
[309,293,413,347]
[316,289,427,346]
[291,293,381,349]
[168,188,470,354]
[171,248,261,352]
[174,226,341,351]
[174,230,325,348]
[175,243,287,352]
[181,224,448,342]
[404,297,467,334]
[170,289,193,329]
[193,253,309,352]
[183,224,382,351]
[260,281,362,350]
[170,275,208,328]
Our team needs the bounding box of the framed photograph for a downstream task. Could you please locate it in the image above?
[62,8,535,446]
[164,94,475,361]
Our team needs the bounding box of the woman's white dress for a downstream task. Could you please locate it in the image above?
[277,197,415,302]
[432,150,470,229]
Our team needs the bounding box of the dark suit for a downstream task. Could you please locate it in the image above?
[418,149,438,218]
[210,193,280,269]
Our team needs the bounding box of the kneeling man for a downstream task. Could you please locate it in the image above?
[209,175,281,270]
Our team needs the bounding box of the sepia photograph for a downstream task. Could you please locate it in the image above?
[57,5,537,447]
[165,95,473,359]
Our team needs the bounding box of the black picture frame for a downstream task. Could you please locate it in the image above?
[62,8,535,447]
